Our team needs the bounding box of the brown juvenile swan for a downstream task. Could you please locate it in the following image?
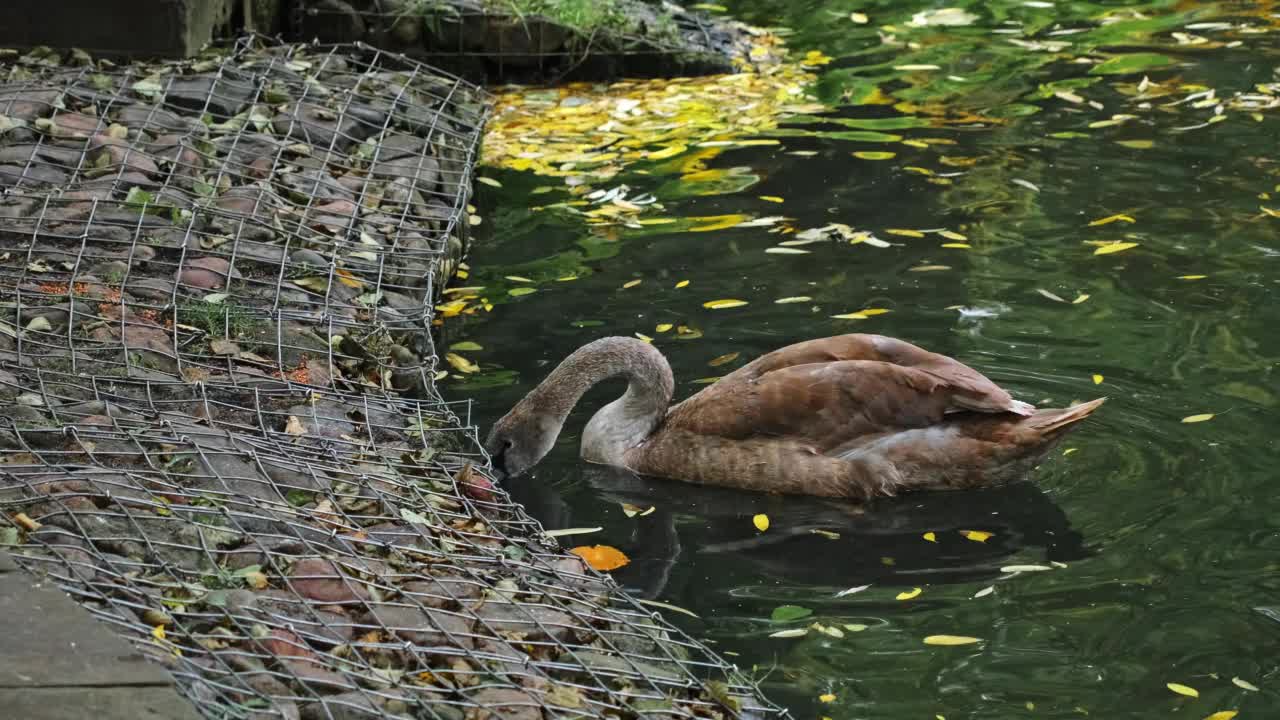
[485,334,1104,499]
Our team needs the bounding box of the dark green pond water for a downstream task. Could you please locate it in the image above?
[450,1,1279,716]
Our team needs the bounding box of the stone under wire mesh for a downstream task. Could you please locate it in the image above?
[0,38,488,395]
[289,0,754,82]
[0,363,784,720]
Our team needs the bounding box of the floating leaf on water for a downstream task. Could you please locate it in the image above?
[1116,139,1155,149]
[569,545,630,571]
[938,230,968,241]
[1090,53,1176,76]
[1036,288,1067,303]
[622,279,643,289]
[476,177,502,188]
[1178,275,1207,280]
[508,287,538,296]
[1094,242,1139,255]
[962,530,993,543]
[886,228,925,238]
[692,377,722,384]
[850,12,869,23]
[689,214,749,232]
[861,308,891,316]
[776,296,813,304]
[1002,564,1052,573]
[1011,178,1041,192]
[895,64,942,71]
[843,623,869,632]
[941,243,971,249]
[909,7,977,26]
[973,586,995,598]
[1088,213,1136,226]
[545,527,602,538]
[923,532,937,542]
[753,513,770,531]
[656,323,674,333]
[708,352,740,367]
[636,598,699,617]
[704,299,748,309]
[1166,683,1199,698]
[1073,293,1091,304]
[505,275,533,283]
[1093,374,1104,385]
[634,332,653,343]
[766,247,811,254]
[896,587,922,600]
[445,353,480,374]
[1181,413,1215,423]
[923,635,982,645]
[818,693,836,703]
[831,312,869,320]
[675,280,690,288]
[835,584,870,597]
[853,151,896,160]
[1231,677,1259,692]
[646,143,687,160]
[811,529,840,539]
[769,627,809,638]
[910,264,951,272]
[1203,712,1238,720]
[770,604,813,622]
[450,341,483,352]
[759,195,785,203]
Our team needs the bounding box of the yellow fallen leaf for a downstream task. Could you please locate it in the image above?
[1203,712,1238,720]
[910,264,951,272]
[708,352,740,367]
[1093,374,1104,385]
[569,545,630,571]
[504,275,533,283]
[476,176,502,188]
[753,514,770,531]
[886,228,925,238]
[1073,293,1091,304]
[622,279,642,289]
[1167,683,1199,698]
[675,280,690,288]
[689,214,748,232]
[896,587,922,600]
[923,635,981,645]
[1088,214,1136,226]
[704,299,748,309]
[334,268,363,289]
[961,530,993,542]
[759,195,785,203]
[646,143,687,160]
[152,625,166,641]
[850,12,869,23]
[831,312,869,320]
[1178,274,1207,280]
[923,532,937,542]
[938,230,968,241]
[1181,413,1215,423]
[941,243,971,249]
[818,693,836,703]
[861,308,891,316]
[508,287,537,296]
[1094,242,1139,255]
[895,64,942,71]
[445,353,480,374]
[854,151,896,160]
[775,296,812,304]
[656,323,673,333]
[634,333,653,343]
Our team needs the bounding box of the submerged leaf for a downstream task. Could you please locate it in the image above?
[1090,53,1175,75]
[770,605,813,622]
[708,352,740,367]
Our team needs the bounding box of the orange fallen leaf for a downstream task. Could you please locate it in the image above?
[570,545,630,571]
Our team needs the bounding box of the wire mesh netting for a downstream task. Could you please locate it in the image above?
[0,363,785,720]
[0,38,489,393]
[289,0,767,83]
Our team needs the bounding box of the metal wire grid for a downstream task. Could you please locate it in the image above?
[0,366,783,720]
[0,38,489,335]
[289,0,743,82]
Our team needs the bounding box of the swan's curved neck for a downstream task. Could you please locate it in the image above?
[525,337,674,465]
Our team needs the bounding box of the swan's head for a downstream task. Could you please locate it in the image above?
[484,406,559,479]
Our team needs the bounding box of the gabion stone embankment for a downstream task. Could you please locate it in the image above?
[0,38,486,396]
[0,39,789,720]
[290,0,781,83]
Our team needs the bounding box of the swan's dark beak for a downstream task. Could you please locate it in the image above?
[489,447,509,480]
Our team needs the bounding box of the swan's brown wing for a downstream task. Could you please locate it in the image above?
[694,334,1030,415]
[665,356,1027,454]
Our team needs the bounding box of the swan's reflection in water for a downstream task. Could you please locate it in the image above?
[505,463,1087,603]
